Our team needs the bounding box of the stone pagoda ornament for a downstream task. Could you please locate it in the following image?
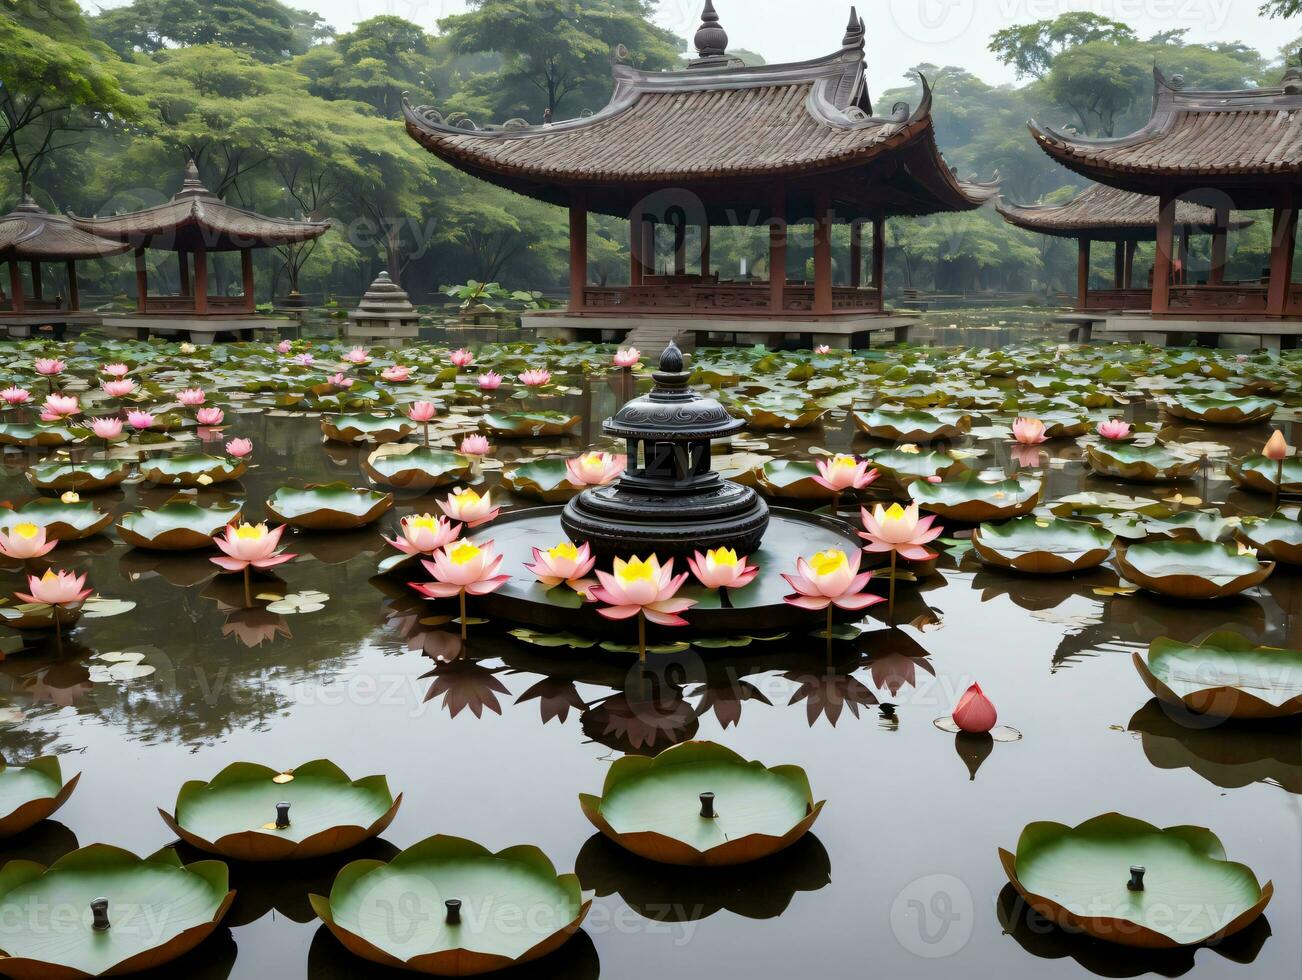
[347,271,421,340]
[562,341,769,557]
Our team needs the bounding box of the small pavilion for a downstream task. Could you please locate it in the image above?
[73,161,330,343]
[1029,67,1302,350]
[0,188,129,338]
[403,3,996,351]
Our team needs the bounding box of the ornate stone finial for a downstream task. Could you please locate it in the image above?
[1283,53,1302,93]
[843,6,864,46]
[694,1,728,58]
[183,159,201,185]
[659,339,685,375]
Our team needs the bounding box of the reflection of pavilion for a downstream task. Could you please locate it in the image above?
[404,4,994,352]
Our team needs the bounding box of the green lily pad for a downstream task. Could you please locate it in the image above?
[1049,492,1169,520]
[1238,515,1302,564]
[160,759,401,862]
[853,407,972,443]
[483,411,581,439]
[733,401,826,431]
[1135,632,1302,720]
[0,499,113,541]
[0,422,82,448]
[1086,444,1201,483]
[265,483,393,530]
[1140,510,1236,543]
[757,460,829,500]
[508,629,598,649]
[909,472,1041,522]
[579,741,823,867]
[1000,813,1272,948]
[971,516,1114,574]
[502,458,580,503]
[26,459,132,493]
[321,414,416,444]
[139,454,246,488]
[866,448,967,485]
[309,835,591,974]
[361,445,471,490]
[1165,394,1277,426]
[0,757,79,839]
[0,845,234,976]
[1226,454,1302,495]
[1116,541,1274,600]
[117,498,243,551]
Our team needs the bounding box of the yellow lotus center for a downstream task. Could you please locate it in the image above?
[13,523,39,539]
[40,570,58,584]
[582,452,603,467]
[810,549,847,576]
[454,489,481,505]
[617,557,656,584]
[60,492,80,504]
[881,503,908,525]
[449,542,481,565]
[549,542,579,561]
[832,455,858,469]
[708,547,738,566]
[408,515,439,533]
[235,523,266,540]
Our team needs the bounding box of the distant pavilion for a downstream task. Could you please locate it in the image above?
[1029,67,1302,350]
[403,3,996,350]
[73,161,329,343]
[0,189,128,338]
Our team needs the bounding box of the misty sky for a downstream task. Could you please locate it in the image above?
[84,0,1301,93]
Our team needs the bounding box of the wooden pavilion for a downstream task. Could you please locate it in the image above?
[72,161,330,343]
[403,3,997,350]
[1029,67,1302,350]
[0,188,129,338]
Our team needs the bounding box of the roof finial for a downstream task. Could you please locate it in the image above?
[21,181,33,204]
[694,1,728,58]
[843,6,864,47]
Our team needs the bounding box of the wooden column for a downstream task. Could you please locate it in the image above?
[29,262,42,302]
[641,219,655,280]
[849,220,863,288]
[769,189,786,312]
[1113,241,1125,289]
[193,246,209,314]
[568,198,587,311]
[134,248,148,313]
[872,217,885,311]
[1152,193,1175,314]
[65,261,79,311]
[178,249,191,296]
[699,224,711,277]
[1077,237,1091,310]
[1177,227,1190,284]
[1124,240,1137,289]
[8,260,25,314]
[813,192,833,315]
[1266,197,1296,317]
[672,220,687,276]
[628,219,642,286]
[1210,205,1230,285]
[241,249,255,312]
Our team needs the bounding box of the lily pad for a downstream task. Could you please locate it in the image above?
[361,445,472,490]
[999,813,1272,948]
[866,448,967,486]
[909,472,1041,522]
[1237,515,1302,564]
[139,454,246,488]
[1086,444,1201,483]
[502,458,580,503]
[1115,541,1274,600]
[483,411,582,439]
[757,460,829,500]
[321,414,415,445]
[266,483,393,530]
[26,459,132,493]
[853,407,972,443]
[578,741,823,867]
[0,845,234,977]
[1140,510,1236,543]
[0,757,79,839]
[1164,394,1277,426]
[160,759,401,862]
[117,498,243,551]
[1134,632,1302,720]
[733,400,826,431]
[1226,454,1302,496]
[972,517,1114,574]
[309,835,591,974]
[0,499,113,541]
[0,422,82,448]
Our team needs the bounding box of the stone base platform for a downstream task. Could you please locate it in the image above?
[2,313,104,339]
[1101,313,1302,352]
[99,314,298,344]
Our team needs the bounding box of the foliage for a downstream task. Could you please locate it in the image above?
[91,0,332,62]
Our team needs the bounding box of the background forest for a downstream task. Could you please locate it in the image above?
[3,0,1302,306]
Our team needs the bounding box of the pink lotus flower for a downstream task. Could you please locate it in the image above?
[814,454,879,493]
[781,549,882,612]
[613,348,640,368]
[688,547,759,590]
[1264,430,1290,462]
[276,340,293,354]
[460,435,491,456]
[1012,417,1048,445]
[126,410,154,431]
[34,359,64,377]
[2,386,31,405]
[41,394,78,419]
[566,451,626,487]
[196,407,225,426]
[226,438,253,458]
[343,346,370,364]
[407,401,437,423]
[518,368,551,387]
[591,555,695,626]
[859,503,943,561]
[526,541,597,591]
[814,344,832,355]
[952,683,997,733]
[17,569,90,606]
[177,388,206,407]
[438,488,499,528]
[0,523,57,561]
[101,363,129,378]
[101,379,137,399]
[211,523,296,572]
[382,365,412,382]
[1097,418,1133,441]
[90,417,123,440]
[478,371,503,391]
[412,540,509,599]
[292,352,315,367]
[450,348,475,368]
[385,514,462,556]
[327,373,354,389]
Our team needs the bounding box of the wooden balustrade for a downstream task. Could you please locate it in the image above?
[581,283,882,315]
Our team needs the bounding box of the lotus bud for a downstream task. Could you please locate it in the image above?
[699,792,716,819]
[91,897,110,931]
[1264,430,1289,462]
[952,683,997,733]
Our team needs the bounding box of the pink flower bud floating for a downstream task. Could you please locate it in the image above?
[591,555,696,626]
[1264,430,1290,462]
[126,410,155,432]
[781,548,883,612]
[276,340,293,354]
[382,365,412,382]
[16,569,91,606]
[814,454,879,493]
[226,438,253,459]
[526,541,597,592]
[101,363,129,378]
[210,523,296,573]
[196,407,225,426]
[412,540,510,598]
[688,547,759,590]
[612,347,640,368]
[90,417,123,440]
[952,683,998,734]
[385,514,462,557]
[450,348,475,368]
[1012,417,1048,445]
[33,359,64,377]
[438,488,500,528]
[101,379,137,399]
[566,451,626,487]
[177,388,206,407]
[1,386,31,406]
[459,435,491,457]
[407,401,437,423]
[478,371,503,391]
[41,394,79,420]
[518,368,551,388]
[0,523,57,560]
[328,373,354,388]
[1097,418,1133,441]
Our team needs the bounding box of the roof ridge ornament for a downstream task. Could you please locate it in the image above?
[843,6,865,48]
[15,182,41,214]
[1283,52,1302,93]
[690,1,735,69]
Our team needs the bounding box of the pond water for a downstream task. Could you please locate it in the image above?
[0,319,1299,979]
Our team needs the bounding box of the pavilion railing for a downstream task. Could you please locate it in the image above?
[582,283,883,314]
[1083,288,1152,311]
[1167,284,1269,315]
[142,295,254,315]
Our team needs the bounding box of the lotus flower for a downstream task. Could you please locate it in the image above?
[1097,418,1133,441]
[34,358,64,377]
[1264,430,1290,462]
[688,547,759,590]
[450,348,475,368]
[407,401,437,423]
[526,541,597,592]
[17,569,90,606]
[101,378,137,398]
[0,523,56,560]
[518,368,551,387]
[381,365,412,382]
[126,410,154,431]
[459,435,491,456]
[814,344,832,354]
[412,540,509,598]
[591,555,695,626]
[952,683,997,733]
[226,438,252,458]
[567,451,626,487]
[814,454,879,493]
[328,373,353,388]
[196,407,225,426]
[343,346,370,364]
[438,488,499,528]
[859,503,943,561]
[292,352,316,367]
[478,371,503,391]
[1,386,31,405]
[781,549,882,612]
[276,339,293,354]
[90,417,123,440]
[385,514,462,556]
[41,394,78,420]
[613,348,640,368]
[1012,417,1048,445]
[101,363,129,378]
[211,523,296,572]
[179,342,196,354]
[177,388,206,406]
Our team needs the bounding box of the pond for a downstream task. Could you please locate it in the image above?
[0,320,1298,979]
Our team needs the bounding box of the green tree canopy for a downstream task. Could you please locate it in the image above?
[90,0,332,63]
[295,16,439,117]
[989,13,1136,80]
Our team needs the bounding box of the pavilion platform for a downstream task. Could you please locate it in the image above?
[98,313,296,344]
[2,312,104,340]
[1097,313,1301,352]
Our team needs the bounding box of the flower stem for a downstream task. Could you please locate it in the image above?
[243,567,252,608]
[1275,458,1284,511]
[423,421,429,449]
[637,611,646,663]
[888,551,897,626]
[459,590,467,640]
[825,604,833,655]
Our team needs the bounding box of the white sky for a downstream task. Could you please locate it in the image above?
[83,0,1301,90]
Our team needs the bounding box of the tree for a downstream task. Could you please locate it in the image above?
[1042,41,1151,136]
[1262,1,1302,17]
[989,13,1136,80]
[90,0,331,63]
[295,16,439,117]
